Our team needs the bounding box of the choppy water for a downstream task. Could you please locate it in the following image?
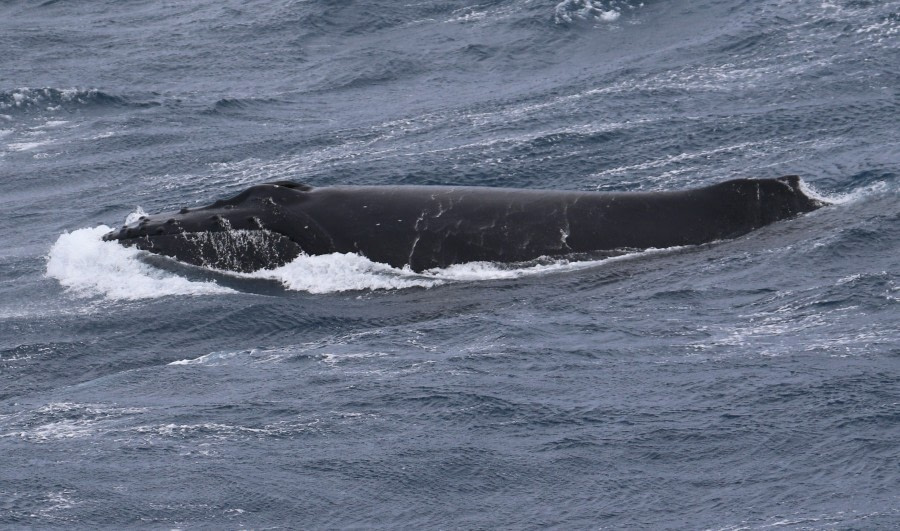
[2,0,899,528]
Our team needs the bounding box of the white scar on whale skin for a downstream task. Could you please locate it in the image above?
[559,228,571,249]
[180,229,291,271]
[407,210,428,266]
[559,204,572,251]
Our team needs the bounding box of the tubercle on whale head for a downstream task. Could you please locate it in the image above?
[100,181,313,272]
[102,181,312,241]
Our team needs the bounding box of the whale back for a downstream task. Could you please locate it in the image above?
[102,177,827,272]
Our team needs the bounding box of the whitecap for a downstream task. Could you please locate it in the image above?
[7,140,52,151]
[554,0,624,24]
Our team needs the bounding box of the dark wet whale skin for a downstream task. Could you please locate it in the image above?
[103,176,827,272]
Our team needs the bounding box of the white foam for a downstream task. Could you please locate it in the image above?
[801,178,890,206]
[169,350,241,366]
[554,0,624,24]
[420,257,611,281]
[598,10,620,22]
[246,252,441,293]
[0,87,97,109]
[245,246,680,293]
[446,9,488,24]
[38,120,69,129]
[124,206,147,226]
[131,422,275,437]
[10,419,97,442]
[7,140,52,151]
[46,225,234,300]
[0,402,148,444]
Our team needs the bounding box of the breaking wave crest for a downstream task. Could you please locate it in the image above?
[0,88,154,114]
[554,0,641,24]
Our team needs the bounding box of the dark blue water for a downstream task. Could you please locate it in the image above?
[2,0,898,528]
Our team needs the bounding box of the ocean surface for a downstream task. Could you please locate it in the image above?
[1,0,898,528]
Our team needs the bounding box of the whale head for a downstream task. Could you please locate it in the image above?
[102,181,321,273]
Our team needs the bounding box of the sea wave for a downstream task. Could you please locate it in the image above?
[554,0,642,24]
[0,88,157,114]
[0,88,120,111]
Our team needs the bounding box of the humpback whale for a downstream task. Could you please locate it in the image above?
[102,176,827,273]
